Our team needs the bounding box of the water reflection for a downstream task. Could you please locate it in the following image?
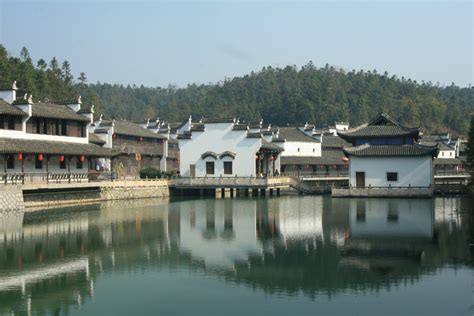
[0,196,472,314]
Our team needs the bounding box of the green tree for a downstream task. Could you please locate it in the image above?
[467,115,474,184]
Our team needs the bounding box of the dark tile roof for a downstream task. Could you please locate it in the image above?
[77,106,93,114]
[247,132,262,138]
[322,136,351,149]
[201,151,219,159]
[177,131,192,140]
[0,99,26,116]
[232,124,248,131]
[168,138,178,144]
[112,120,166,139]
[281,151,347,166]
[338,113,420,141]
[89,133,106,145]
[0,138,118,157]
[202,117,236,124]
[47,98,80,105]
[32,103,90,122]
[190,123,205,132]
[260,140,283,152]
[434,158,462,165]
[343,143,439,157]
[277,127,320,143]
[219,151,236,159]
[338,125,419,139]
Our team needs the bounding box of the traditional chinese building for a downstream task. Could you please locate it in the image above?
[0,82,115,183]
[335,113,439,197]
[91,117,167,178]
[177,117,282,177]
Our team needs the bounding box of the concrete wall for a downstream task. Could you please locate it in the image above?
[178,123,261,177]
[349,156,433,187]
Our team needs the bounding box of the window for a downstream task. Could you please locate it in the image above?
[442,152,444,157]
[297,148,300,152]
[386,172,398,182]
[35,156,43,169]
[55,120,60,135]
[6,154,14,169]
[313,148,315,152]
[224,161,233,175]
[206,161,214,175]
[76,159,83,169]
[450,152,452,157]
[61,120,67,136]
[7,116,15,130]
[59,159,66,169]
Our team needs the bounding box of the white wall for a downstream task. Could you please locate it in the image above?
[178,123,261,177]
[0,129,89,144]
[349,156,433,187]
[279,141,321,157]
[437,149,455,158]
[0,90,16,104]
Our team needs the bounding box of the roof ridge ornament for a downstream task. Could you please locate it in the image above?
[12,81,18,90]
[77,96,82,104]
[27,94,33,104]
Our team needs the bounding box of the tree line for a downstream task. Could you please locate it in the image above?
[1,45,472,135]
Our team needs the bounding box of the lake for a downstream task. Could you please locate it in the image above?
[0,196,472,315]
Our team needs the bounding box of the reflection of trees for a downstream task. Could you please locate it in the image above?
[0,196,472,314]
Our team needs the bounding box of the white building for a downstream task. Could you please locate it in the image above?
[337,113,438,196]
[0,82,114,180]
[177,118,282,177]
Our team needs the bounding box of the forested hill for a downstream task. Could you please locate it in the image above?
[90,64,472,135]
[1,45,472,135]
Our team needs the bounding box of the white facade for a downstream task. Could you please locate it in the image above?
[349,156,433,187]
[437,147,455,159]
[335,122,349,132]
[178,121,281,177]
[279,141,321,157]
[179,123,261,177]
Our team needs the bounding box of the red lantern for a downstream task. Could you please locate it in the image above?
[17,153,23,161]
[139,136,144,141]
[256,155,260,160]
[38,153,43,161]
[112,133,117,139]
[341,156,349,162]
[269,155,275,161]
[59,155,65,162]
[79,155,85,162]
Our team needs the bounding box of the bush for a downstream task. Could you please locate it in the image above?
[139,167,162,179]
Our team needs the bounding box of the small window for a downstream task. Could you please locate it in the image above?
[35,156,43,169]
[60,159,67,169]
[206,161,214,175]
[224,161,233,175]
[450,152,452,157]
[6,154,14,169]
[386,172,398,182]
[313,148,315,152]
[7,116,15,130]
[441,152,444,157]
[297,148,300,152]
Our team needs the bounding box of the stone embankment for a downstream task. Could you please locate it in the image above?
[15,180,170,210]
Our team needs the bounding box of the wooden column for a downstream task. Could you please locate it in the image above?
[21,154,24,184]
[3,154,6,184]
[46,155,50,183]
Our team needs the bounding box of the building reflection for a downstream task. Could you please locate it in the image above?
[0,196,472,314]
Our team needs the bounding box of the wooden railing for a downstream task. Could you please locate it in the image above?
[281,171,349,178]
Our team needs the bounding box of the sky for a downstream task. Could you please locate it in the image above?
[0,1,472,87]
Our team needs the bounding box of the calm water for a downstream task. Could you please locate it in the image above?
[0,196,473,315]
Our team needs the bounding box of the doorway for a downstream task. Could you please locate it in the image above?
[190,164,196,178]
[356,172,365,188]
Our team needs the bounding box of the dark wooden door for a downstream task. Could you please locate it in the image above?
[190,164,196,178]
[356,172,365,188]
